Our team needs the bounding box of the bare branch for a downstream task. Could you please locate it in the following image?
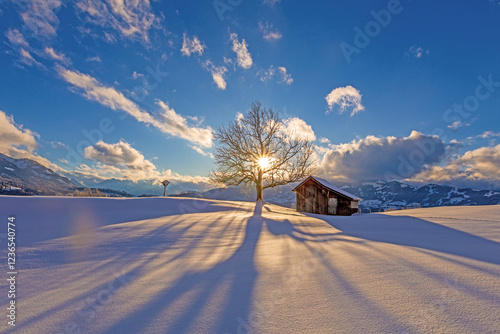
[210,101,316,201]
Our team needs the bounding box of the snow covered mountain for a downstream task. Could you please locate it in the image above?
[79,177,215,197]
[340,181,500,212]
[0,153,78,195]
[90,177,500,211]
[191,181,500,212]
[80,178,165,197]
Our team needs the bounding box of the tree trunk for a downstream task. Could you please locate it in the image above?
[256,168,263,202]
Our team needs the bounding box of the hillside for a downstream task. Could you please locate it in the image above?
[193,181,500,212]
[0,153,78,195]
[341,181,500,211]
[0,197,498,333]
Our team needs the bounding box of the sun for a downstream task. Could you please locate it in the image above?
[257,156,271,169]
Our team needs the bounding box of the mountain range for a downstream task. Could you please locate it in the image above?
[1,153,499,211]
[0,153,77,195]
[171,181,500,212]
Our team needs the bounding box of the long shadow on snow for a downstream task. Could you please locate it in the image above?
[263,216,412,332]
[11,214,242,333]
[314,213,500,266]
[263,213,500,331]
[11,197,245,247]
[102,202,264,334]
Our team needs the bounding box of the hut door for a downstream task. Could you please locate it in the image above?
[305,185,315,212]
[328,198,338,215]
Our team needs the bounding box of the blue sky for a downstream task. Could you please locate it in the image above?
[1,0,499,191]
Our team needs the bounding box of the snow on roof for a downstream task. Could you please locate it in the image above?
[293,176,362,201]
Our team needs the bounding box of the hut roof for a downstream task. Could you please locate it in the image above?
[292,176,362,201]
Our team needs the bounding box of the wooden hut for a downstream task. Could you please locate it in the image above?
[292,176,362,216]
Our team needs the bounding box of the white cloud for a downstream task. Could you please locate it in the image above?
[447,120,470,130]
[317,131,447,182]
[229,33,253,69]
[50,141,67,149]
[314,145,331,155]
[44,47,70,64]
[202,60,228,90]
[17,0,61,38]
[189,145,214,159]
[181,33,205,56]
[258,65,293,85]
[0,110,63,172]
[4,29,44,68]
[259,66,275,82]
[319,137,330,144]
[277,67,293,85]
[156,100,213,148]
[5,29,29,48]
[411,144,500,188]
[86,56,101,62]
[325,85,365,116]
[0,110,38,154]
[75,0,158,43]
[465,131,500,146]
[212,70,227,90]
[153,170,213,189]
[282,117,316,141]
[131,71,144,79]
[74,141,213,185]
[408,45,430,58]
[235,112,244,125]
[19,48,44,68]
[0,111,213,187]
[57,65,151,120]
[80,140,155,181]
[259,21,282,41]
[84,140,150,166]
[478,131,500,139]
[84,140,157,180]
[57,66,213,147]
[74,162,214,188]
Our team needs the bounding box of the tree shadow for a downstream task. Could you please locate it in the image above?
[316,214,500,266]
[11,197,245,247]
[262,214,412,332]
[265,218,345,243]
[102,202,264,334]
[13,208,248,333]
[264,212,500,331]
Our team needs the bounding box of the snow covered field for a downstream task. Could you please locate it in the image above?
[0,196,499,333]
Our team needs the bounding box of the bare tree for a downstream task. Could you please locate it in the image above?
[210,102,316,202]
[161,180,170,197]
